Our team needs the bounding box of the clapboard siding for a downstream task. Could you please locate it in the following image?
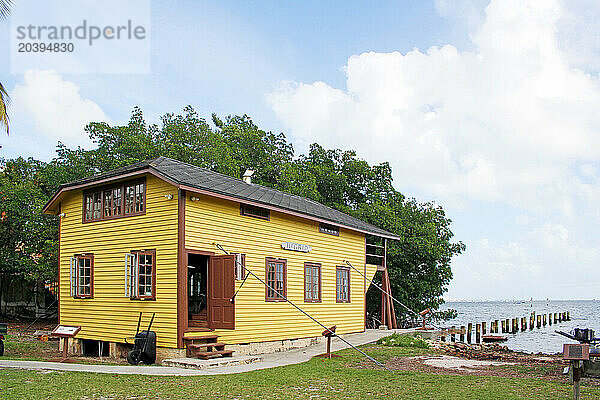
[185,193,378,344]
[59,175,179,348]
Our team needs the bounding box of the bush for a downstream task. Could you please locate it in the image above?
[377,333,429,348]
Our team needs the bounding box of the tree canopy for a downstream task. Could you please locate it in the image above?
[0,106,465,323]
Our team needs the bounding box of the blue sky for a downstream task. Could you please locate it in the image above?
[2,0,600,300]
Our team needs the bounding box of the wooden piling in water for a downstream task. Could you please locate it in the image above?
[548,313,552,325]
[460,326,465,342]
[530,314,534,330]
[567,311,570,321]
[451,326,455,342]
[554,313,557,323]
[501,320,505,333]
[537,315,541,328]
[521,317,527,331]
[482,321,486,335]
[505,319,510,333]
[494,320,499,333]
[467,323,472,344]
[476,323,481,343]
[543,314,547,326]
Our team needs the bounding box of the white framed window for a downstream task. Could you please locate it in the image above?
[69,254,93,298]
[125,250,156,300]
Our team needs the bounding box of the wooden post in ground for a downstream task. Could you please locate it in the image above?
[476,323,481,343]
[451,326,456,342]
[467,323,472,343]
[482,321,486,335]
[460,326,465,342]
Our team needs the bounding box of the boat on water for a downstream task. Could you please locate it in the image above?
[482,333,509,343]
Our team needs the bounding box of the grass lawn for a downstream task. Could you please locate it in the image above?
[2,345,600,400]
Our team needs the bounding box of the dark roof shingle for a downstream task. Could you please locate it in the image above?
[54,157,399,239]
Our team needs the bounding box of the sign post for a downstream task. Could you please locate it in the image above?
[51,325,81,361]
[564,343,590,400]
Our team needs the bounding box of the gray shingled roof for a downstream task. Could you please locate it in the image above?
[52,156,399,239]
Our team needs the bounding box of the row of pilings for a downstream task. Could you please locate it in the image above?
[441,311,571,344]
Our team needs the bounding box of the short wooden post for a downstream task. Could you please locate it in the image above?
[537,315,541,328]
[451,325,456,342]
[554,313,557,323]
[567,311,570,321]
[521,317,526,331]
[482,321,486,335]
[476,323,481,343]
[62,337,68,359]
[505,319,509,333]
[494,320,499,333]
[467,323,472,343]
[548,313,552,325]
[460,326,465,342]
[513,318,518,333]
[543,314,547,326]
[501,320,505,333]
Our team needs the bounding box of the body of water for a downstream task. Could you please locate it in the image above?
[439,300,600,354]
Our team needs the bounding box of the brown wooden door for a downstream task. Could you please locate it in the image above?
[208,255,235,329]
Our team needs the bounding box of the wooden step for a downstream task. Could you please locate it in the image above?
[194,350,234,360]
[188,342,227,351]
[188,320,209,327]
[183,335,219,342]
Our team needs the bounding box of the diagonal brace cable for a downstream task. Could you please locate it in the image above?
[213,242,391,371]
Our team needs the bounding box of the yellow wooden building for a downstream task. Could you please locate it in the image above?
[43,157,398,358]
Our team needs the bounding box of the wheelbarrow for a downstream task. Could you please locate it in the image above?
[126,312,156,365]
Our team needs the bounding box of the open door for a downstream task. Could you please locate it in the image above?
[208,255,235,329]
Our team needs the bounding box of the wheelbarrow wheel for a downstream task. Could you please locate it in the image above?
[0,339,4,356]
[127,349,141,365]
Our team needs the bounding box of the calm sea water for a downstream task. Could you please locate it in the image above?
[439,300,600,354]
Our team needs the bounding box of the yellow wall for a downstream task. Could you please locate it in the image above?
[185,193,378,344]
[58,174,179,348]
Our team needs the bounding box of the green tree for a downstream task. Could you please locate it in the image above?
[2,106,465,323]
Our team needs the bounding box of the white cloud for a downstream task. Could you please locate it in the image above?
[2,69,108,159]
[267,0,600,299]
[267,0,600,219]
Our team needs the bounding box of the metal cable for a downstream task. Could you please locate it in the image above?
[344,260,444,331]
[213,243,391,371]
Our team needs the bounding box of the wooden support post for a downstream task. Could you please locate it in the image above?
[476,323,481,343]
[326,336,331,359]
[62,337,68,359]
[460,326,465,342]
[467,323,472,344]
[482,321,486,335]
[451,326,456,342]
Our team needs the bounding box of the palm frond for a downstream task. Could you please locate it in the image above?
[0,82,9,135]
[0,0,14,20]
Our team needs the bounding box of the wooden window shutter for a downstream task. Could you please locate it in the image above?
[125,253,138,298]
[70,257,77,297]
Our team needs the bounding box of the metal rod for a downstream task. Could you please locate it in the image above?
[213,242,391,371]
